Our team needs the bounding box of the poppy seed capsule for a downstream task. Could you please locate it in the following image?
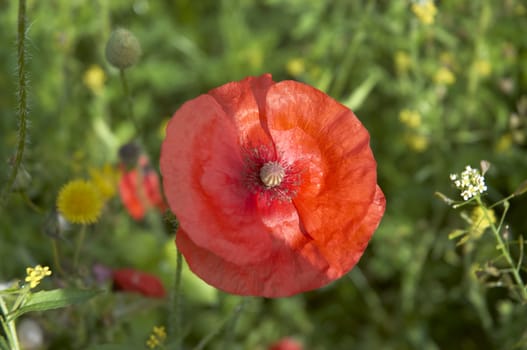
[105,28,141,69]
[260,162,285,188]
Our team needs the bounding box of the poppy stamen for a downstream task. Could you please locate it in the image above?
[260,162,285,188]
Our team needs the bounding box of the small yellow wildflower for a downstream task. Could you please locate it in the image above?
[146,326,166,349]
[25,265,52,289]
[286,58,306,77]
[83,65,106,95]
[153,326,166,339]
[470,206,496,238]
[89,164,120,201]
[394,51,412,74]
[473,59,492,77]
[405,134,429,152]
[495,133,512,153]
[57,180,103,224]
[434,67,455,85]
[399,109,422,129]
[411,0,437,25]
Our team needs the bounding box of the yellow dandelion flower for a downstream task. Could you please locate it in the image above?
[89,164,120,201]
[83,65,106,95]
[412,0,437,25]
[434,67,455,85]
[399,109,422,129]
[394,51,412,74]
[25,265,52,289]
[57,180,103,224]
[470,206,496,238]
[286,58,306,77]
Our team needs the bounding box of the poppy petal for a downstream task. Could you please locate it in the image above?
[176,187,384,297]
[113,268,166,298]
[266,80,381,273]
[161,92,275,265]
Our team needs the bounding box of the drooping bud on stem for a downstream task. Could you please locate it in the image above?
[259,162,285,188]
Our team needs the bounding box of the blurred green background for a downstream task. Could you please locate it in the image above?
[1,0,527,349]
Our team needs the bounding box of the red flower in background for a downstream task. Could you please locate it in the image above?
[160,74,385,297]
[112,268,166,298]
[119,148,166,220]
[268,338,303,350]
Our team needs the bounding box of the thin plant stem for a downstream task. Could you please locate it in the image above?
[119,68,139,133]
[488,193,515,210]
[221,298,247,350]
[51,240,66,277]
[477,197,527,301]
[193,300,246,350]
[1,0,28,207]
[73,225,87,269]
[0,296,20,350]
[348,268,391,331]
[20,191,43,213]
[169,250,184,349]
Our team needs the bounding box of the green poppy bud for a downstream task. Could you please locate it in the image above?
[105,28,142,69]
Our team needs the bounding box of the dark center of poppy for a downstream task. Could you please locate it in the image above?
[259,162,285,188]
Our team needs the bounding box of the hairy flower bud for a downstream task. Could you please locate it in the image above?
[105,28,142,69]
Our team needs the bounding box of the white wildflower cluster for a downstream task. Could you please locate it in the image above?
[450,165,487,200]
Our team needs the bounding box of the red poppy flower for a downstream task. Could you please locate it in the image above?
[119,155,167,220]
[268,338,303,350]
[112,268,166,298]
[160,74,385,297]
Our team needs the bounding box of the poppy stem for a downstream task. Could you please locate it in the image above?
[1,0,28,208]
[192,299,246,350]
[221,298,247,350]
[119,68,139,134]
[169,250,184,348]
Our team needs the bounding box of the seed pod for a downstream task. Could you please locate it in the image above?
[105,28,142,69]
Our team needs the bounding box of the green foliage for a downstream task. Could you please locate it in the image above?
[6,288,102,322]
[1,0,527,349]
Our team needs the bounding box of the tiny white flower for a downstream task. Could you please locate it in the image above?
[450,165,488,200]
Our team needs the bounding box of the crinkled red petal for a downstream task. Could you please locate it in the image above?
[176,186,384,297]
[266,80,383,276]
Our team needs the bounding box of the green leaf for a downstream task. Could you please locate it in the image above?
[448,229,466,240]
[7,288,103,321]
[342,70,382,111]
